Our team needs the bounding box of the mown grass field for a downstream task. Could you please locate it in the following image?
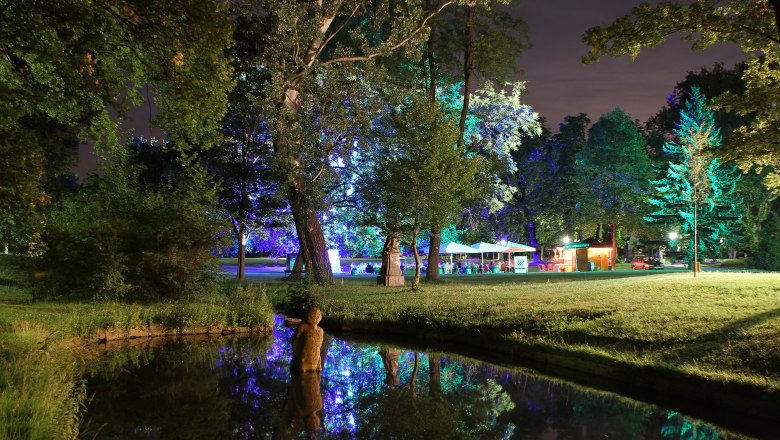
[267,271,780,397]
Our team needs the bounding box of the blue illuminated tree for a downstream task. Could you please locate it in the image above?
[646,87,741,275]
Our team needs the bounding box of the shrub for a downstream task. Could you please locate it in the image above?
[286,281,321,318]
[224,283,274,327]
[747,202,780,271]
[37,143,229,302]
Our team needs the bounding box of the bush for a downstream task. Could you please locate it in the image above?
[224,283,274,327]
[286,282,321,318]
[747,201,780,271]
[37,143,229,302]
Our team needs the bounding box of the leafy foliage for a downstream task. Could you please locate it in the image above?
[364,97,482,287]
[38,142,229,301]
[646,88,742,261]
[0,0,233,251]
[575,108,653,242]
[582,0,780,192]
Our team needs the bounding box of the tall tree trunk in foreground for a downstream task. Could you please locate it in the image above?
[237,220,246,281]
[426,228,442,281]
[457,5,475,150]
[425,4,442,282]
[611,222,617,269]
[287,180,333,284]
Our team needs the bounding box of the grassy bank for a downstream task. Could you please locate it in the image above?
[272,271,780,416]
[0,256,274,440]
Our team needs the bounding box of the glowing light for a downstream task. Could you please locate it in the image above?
[669,231,679,241]
[563,236,570,245]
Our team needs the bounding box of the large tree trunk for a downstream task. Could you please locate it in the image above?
[411,229,421,290]
[457,5,475,149]
[426,228,442,281]
[237,221,246,281]
[288,181,333,285]
[426,0,438,101]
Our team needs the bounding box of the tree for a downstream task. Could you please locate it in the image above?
[645,87,741,276]
[582,0,780,193]
[551,113,591,240]
[39,140,229,301]
[0,0,233,252]
[247,1,486,285]
[412,0,528,281]
[576,108,653,265]
[208,10,286,281]
[645,62,777,261]
[505,120,562,262]
[366,97,481,289]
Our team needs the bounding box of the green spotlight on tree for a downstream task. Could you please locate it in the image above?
[645,87,742,278]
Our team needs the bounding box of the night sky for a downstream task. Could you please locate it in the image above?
[76,0,747,177]
[518,0,746,128]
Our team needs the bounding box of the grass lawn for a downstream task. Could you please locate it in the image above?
[266,270,780,417]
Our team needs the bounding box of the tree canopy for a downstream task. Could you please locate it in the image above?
[646,87,741,264]
[582,0,780,192]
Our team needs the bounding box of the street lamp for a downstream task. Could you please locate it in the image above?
[669,231,678,241]
[563,236,570,244]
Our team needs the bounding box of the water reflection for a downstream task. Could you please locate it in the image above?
[81,315,751,439]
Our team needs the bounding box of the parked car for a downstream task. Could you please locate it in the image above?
[631,256,665,270]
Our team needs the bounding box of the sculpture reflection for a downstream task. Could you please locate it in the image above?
[274,371,324,439]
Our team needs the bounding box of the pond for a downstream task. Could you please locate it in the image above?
[80,316,762,439]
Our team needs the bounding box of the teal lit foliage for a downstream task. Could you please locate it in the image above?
[38,141,229,302]
[646,87,741,261]
[661,411,721,440]
[322,208,384,258]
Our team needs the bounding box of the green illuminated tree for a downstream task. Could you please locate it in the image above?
[575,108,653,265]
[365,97,481,290]
[645,62,777,260]
[646,87,741,275]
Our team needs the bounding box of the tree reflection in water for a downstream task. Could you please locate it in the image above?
[82,315,735,439]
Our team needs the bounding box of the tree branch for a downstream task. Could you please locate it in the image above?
[321,1,454,66]
[314,3,362,61]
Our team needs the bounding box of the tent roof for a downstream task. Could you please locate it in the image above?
[470,242,507,252]
[439,242,480,254]
[503,241,536,252]
[423,241,480,254]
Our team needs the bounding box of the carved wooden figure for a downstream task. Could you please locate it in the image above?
[290,308,324,372]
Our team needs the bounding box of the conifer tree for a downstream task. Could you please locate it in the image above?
[646,87,741,276]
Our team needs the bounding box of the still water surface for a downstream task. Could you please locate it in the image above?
[80,316,755,439]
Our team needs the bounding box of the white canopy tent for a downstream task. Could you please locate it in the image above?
[471,242,508,264]
[503,241,536,253]
[424,242,480,263]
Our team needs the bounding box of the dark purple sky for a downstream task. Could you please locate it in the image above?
[517,0,746,129]
[77,1,747,177]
